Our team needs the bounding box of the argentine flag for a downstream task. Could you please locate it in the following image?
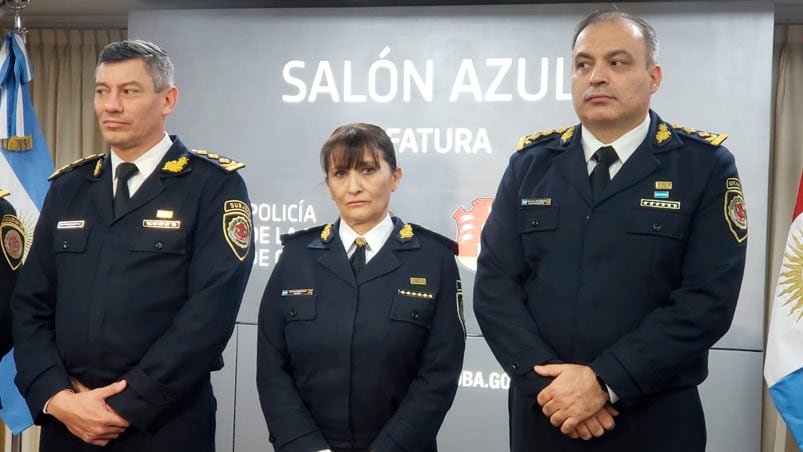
[0,31,54,434]
[765,169,803,449]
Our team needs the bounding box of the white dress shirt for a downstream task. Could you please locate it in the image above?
[339,213,394,264]
[110,132,173,197]
[581,114,651,178]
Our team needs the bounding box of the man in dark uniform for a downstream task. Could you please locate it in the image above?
[0,191,24,357]
[11,40,253,451]
[474,10,747,452]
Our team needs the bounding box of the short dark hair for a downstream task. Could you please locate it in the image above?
[320,123,397,176]
[97,39,175,91]
[572,10,659,66]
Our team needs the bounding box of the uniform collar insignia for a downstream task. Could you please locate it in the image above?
[162,156,189,173]
[655,122,672,145]
[320,223,333,243]
[398,223,414,241]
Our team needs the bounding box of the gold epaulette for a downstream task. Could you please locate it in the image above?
[48,154,105,180]
[672,124,728,146]
[190,149,246,172]
[517,126,575,151]
[0,190,9,199]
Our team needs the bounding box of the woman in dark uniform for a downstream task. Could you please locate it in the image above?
[257,123,465,452]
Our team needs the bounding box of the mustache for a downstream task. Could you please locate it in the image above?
[584,88,615,100]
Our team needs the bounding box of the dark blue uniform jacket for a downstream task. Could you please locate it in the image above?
[474,111,747,451]
[12,137,254,451]
[257,217,465,452]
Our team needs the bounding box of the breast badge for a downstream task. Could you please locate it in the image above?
[223,200,252,261]
[1,214,24,270]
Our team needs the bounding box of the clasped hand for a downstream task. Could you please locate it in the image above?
[534,364,618,440]
[47,378,130,446]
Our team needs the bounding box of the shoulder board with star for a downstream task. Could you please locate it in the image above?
[280,224,329,246]
[190,149,246,172]
[517,126,576,152]
[48,154,105,180]
[671,124,728,146]
[408,223,458,254]
[0,189,9,199]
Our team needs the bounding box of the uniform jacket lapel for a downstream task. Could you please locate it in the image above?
[356,217,418,285]
[551,135,593,205]
[88,157,114,227]
[313,220,358,288]
[121,139,194,218]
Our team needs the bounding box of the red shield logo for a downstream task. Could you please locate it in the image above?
[452,198,493,271]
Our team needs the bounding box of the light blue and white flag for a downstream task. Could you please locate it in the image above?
[0,30,54,434]
[765,170,803,449]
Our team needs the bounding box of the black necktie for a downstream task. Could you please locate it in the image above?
[589,146,618,200]
[114,162,139,217]
[350,237,367,275]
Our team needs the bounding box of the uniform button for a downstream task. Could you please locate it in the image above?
[289,308,296,317]
[154,241,164,250]
[511,362,520,371]
[269,434,276,443]
[531,218,540,227]
[652,223,662,232]
[586,214,592,222]
[62,241,69,249]
[411,311,420,320]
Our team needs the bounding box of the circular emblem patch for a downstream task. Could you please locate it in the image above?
[222,199,252,261]
[728,195,747,230]
[3,228,22,260]
[227,216,251,249]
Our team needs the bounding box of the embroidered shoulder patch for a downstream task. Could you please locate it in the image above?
[724,178,747,242]
[1,214,24,270]
[223,200,252,261]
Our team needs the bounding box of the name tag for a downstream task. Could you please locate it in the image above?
[521,198,551,206]
[281,289,314,297]
[57,220,85,229]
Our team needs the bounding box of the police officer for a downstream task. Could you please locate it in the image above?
[0,191,24,357]
[474,10,747,452]
[12,40,253,451]
[256,123,465,452]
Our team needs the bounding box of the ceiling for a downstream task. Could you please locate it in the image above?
[0,0,798,27]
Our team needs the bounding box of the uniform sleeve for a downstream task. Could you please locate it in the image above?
[473,153,562,406]
[106,173,254,429]
[371,246,465,452]
[0,199,19,357]
[256,251,330,452]
[590,148,746,402]
[12,187,74,420]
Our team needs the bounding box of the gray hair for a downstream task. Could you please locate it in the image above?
[572,10,659,66]
[97,39,175,91]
